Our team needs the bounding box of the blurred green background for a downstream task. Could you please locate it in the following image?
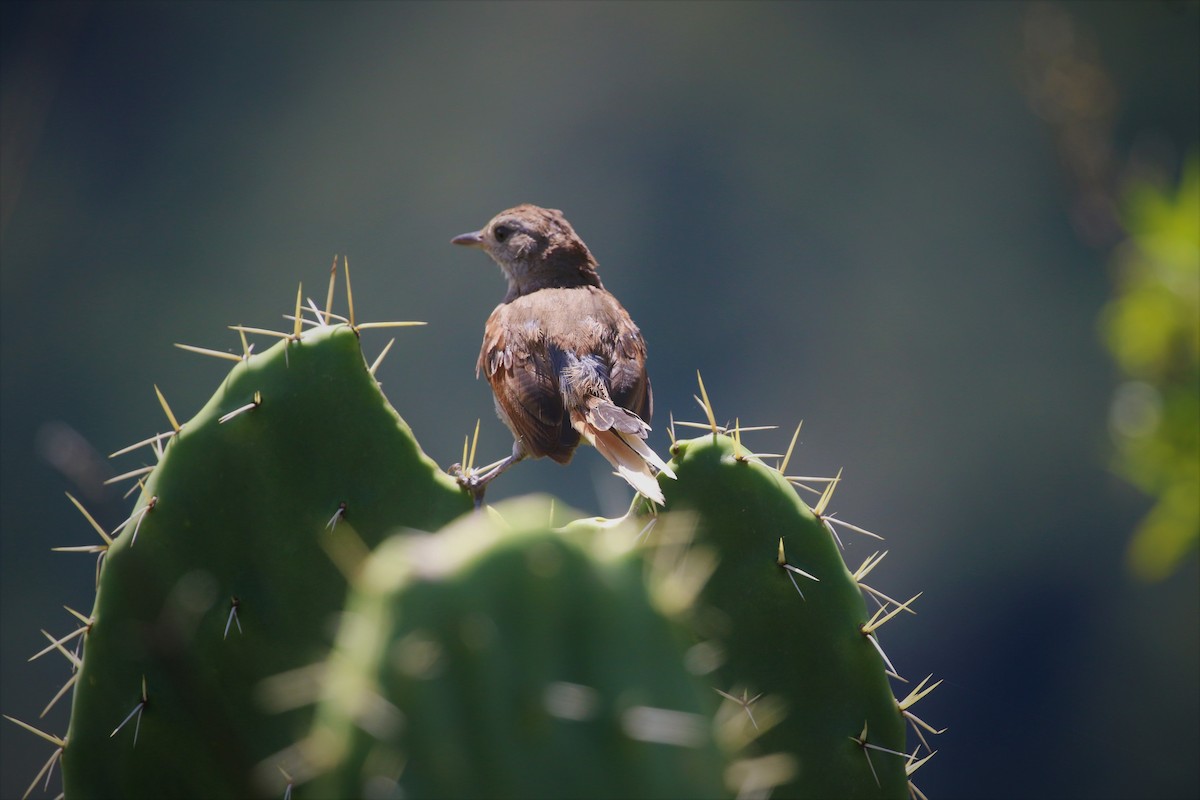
[2,2,1196,798]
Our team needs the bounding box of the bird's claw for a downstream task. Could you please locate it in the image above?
[447,463,486,509]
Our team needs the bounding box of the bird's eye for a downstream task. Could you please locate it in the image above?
[493,225,511,243]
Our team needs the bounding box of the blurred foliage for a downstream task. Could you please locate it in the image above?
[1101,153,1200,580]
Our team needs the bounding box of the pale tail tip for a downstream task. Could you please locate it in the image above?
[617,465,666,505]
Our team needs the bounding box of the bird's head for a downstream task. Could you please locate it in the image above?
[452,204,601,298]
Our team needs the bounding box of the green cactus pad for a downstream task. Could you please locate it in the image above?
[302,496,726,799]
[61,324,472,798]
[662,433,910,799]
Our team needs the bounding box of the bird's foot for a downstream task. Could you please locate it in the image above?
[448,463,487,509]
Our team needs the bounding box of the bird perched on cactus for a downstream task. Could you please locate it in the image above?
[451,204,674,506]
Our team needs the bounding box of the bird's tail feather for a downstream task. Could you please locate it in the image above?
[571,399,676,505]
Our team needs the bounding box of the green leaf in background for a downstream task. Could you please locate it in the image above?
[1101,152,1200,580]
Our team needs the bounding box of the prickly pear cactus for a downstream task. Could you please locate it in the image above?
[8,281,941,799]
[58,314,471,797]
[296,497,727,800]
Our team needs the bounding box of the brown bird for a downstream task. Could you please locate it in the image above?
[450,204,675,506]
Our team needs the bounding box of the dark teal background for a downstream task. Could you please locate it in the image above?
[3,2,1197,798]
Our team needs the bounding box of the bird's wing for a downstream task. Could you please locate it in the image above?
[607,312,653,424]
[479,309,566,458]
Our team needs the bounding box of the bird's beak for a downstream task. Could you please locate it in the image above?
[451,230,485,247]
